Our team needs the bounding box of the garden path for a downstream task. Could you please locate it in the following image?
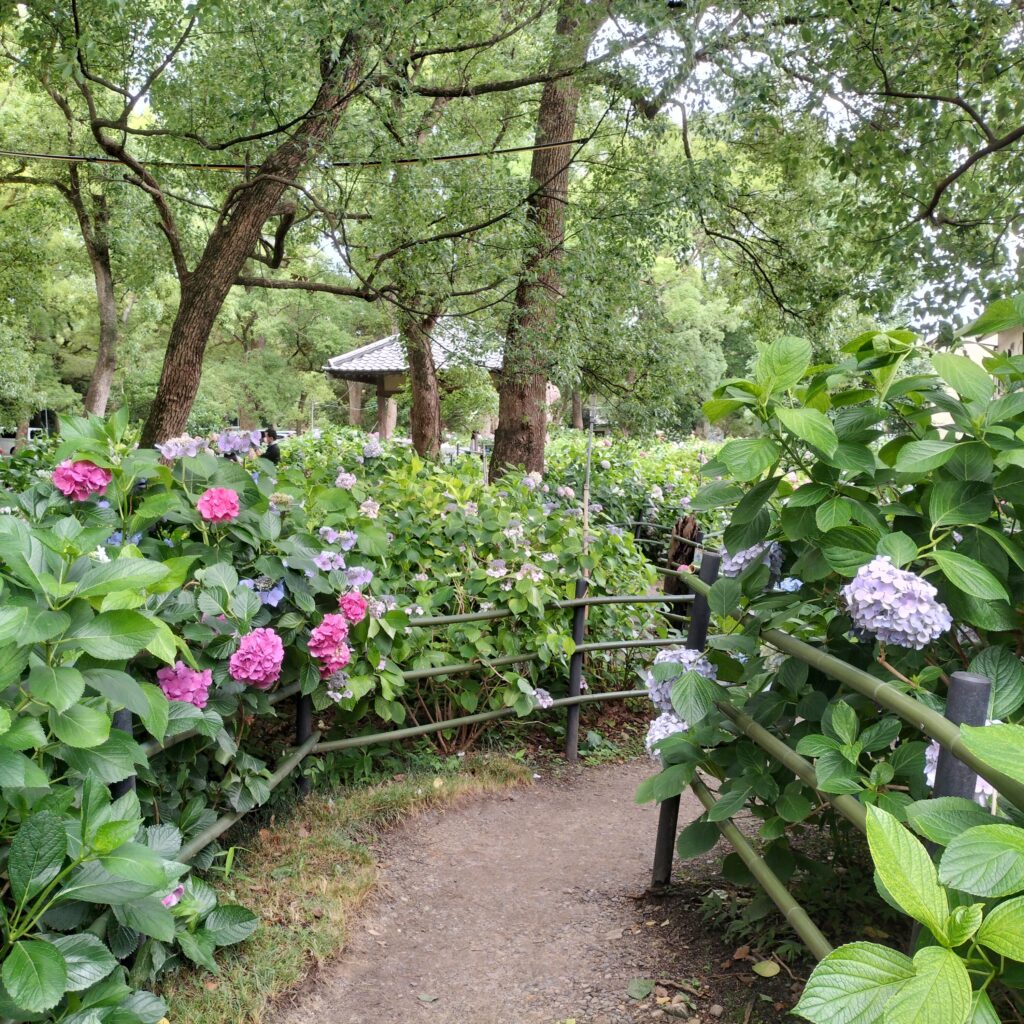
[268,762,788,1024]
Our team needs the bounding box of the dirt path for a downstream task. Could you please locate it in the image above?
[269,762,793,1024]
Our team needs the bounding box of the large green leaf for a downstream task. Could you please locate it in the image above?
[65,611,158,661]
[932,354,994,405]
[930,550,1008,602]
[675,818,720,860]
[9,812,66,905]
[939,824,1024,897]
[927,481,992,528]
[99,842,173,887]
[48,704,111,749]
[670,670,722,727]
[71,559,170,599]
[822,526,879,576]
[960,723,1024,785]
[113,897,176,943]
[961,295,1024,337]
[718,438,780,481]
[49,934,116,992]
[691,480,744,511]
[905,798,1004,847]
[866,806,949,938]
[81,669,152,716]
[27,667,84,714]
[816,497,853,532]
[894,441,962,474]
[776,407,839,456]
[203,905,259,946]
[969,648,1024,719]
[0,749,50,789]
[883,946,971,1024]
[755,335,812,393]
[975,895,1024,960]
[58,861,161,905]
[1,940,67,1014]
[57,731,145,784]
[793,941,914,1024]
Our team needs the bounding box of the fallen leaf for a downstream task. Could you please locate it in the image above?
[753,961,780,978]
[627,978,656,1001]
[204,981,219,991]
[418,994,439,1003]
[733,944,750,960]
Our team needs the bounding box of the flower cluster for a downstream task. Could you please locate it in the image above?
[314,551,346,572]
[308,613,351,677]
[363,435,383,459]
[240,576,286,607]
[346,565,373,589]
[485,559,507,579]
[645,712,686,759]
[319,526,358,550]
[555,485,575,499]
[721,541,783,579]
[339,591,368,623]
[645,646,717,712]
[774,577,803,593]
[335,470,357,489]
[52,460,112,501]
[216,429,262,456]
[156,661,213,708]
[840,556,952,650]
[228,627,284,688]
[359,499,380,519]
[532,687,554,709]
[197,487,240,523]
[155,434,210,460]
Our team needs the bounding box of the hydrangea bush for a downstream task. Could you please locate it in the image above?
[637,302,1024,1022]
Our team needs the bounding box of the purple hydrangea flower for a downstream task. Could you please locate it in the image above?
[533,687,554,709]
[337,530,358,551]
[485,559,507,579]
[314,551,346,572]
[319,526,341,544]
[335,471,357,489]
[216,429,261,456]
[156,434,210,460]
[363,435,383,459]
[645,712,686,759]
[721,541,783,578]
[359,499,380,519]
[645,647,718,712]
[840,556,952,650]
[346,565,373,588]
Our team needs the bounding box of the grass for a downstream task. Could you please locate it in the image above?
[161,754,530,1024]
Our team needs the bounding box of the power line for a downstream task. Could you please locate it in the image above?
[0,135,612,174]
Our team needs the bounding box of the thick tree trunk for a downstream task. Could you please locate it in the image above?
[400,305,443,458]
[490,0,598,479]
[571,390,584,429]
[140,41,363,446]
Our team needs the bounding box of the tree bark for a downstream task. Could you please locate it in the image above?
[490,0,598,479]
[571,390,584,429]
[140,40,363,446]
[400,306,443,458]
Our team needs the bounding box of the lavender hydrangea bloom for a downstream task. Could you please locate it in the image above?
[485,559,507,579]
[840,556,952,650]
[156,434,209,460]
[337,530,358,551]
[645,646,718,712]
[335,471,357,489]
[241,576,287,606]
[216,429,262,455]
[721,541,783,578]
[314,551,346,572]
[645,712,687,759]
[363,435,383,459]
[533,687,554,709]
[359,499,380,519]
[346,565,373,588]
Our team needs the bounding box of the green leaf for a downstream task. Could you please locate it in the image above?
[703,398,749,421]
[706,786,751,821]
[939,824,1024,897]
[961,295,1024,337]
[203,905,259,946]
[813,750,863,794]
[72,559,170,599]
[66,611,158,660]
[719,438,780,481]
[905,798,1004,847]
[866,806,949,938]
[895,441,961,474]
[944,903,983,947]
[691,480,744,511]
[670,670,722,727]
[932,354,994,404]
[975,895,1024,960]
[793,941,914,1024]
[755,335,812,393]
[113,897,176,943]
[48,704,111,749]
[626,977,655,1001]
[0,749,50,788]
[883,946,971,1024]
[59,861,161,904]
[968,990,1000,1024]
[176,929,219,974]
[708,578,742,617]
[139,682,169,742]
[822,527,879,576]
[81,669,151,716]
[928,481,992,528]
[930,550,1008,602]
[776,782,814,823]
[0,717,46,752]
[49,935,116,992]
[776,407,839,456]
[828,702,860,745]
[9,812,66,904]
[652,762,695,802]
[27,667,84,714]
[1,940,67,1014]
[100,842,173,887]
[57,731,145,784]
[960,723,1024,785]
[969,647,1024,719]
[816,497,853,532]
[676,819,720,860]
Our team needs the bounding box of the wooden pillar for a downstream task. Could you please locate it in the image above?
[376,381,397,439]
[347,381,363,426]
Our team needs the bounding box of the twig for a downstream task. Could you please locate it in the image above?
[657,979,705,999]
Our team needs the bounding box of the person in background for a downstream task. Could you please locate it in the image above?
[262,427,281,465]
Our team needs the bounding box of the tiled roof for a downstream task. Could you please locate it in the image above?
[323,324,502,381]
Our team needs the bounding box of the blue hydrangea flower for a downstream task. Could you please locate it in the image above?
[645,712,686,759]
[645,646,718,712]
[774,577,802,593]
[840,556,951,650]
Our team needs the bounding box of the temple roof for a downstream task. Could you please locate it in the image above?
[323,325,503,384]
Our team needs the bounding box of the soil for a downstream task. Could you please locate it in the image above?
[267,761,799,1024]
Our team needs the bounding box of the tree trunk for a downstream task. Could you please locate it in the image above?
[571,390,584,429]
[140,40,363,446]
[490,0,598,479]
[400,304,443,458]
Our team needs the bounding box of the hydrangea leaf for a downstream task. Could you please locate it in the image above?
[938,824,1024,897]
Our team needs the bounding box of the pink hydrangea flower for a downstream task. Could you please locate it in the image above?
[162,885,185,908]
[52,460,112,501]
[228,627,284,688]
[308,613,352,677]
[339,591,368,623]
[156,661,212,708]
[197,487,240,523]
